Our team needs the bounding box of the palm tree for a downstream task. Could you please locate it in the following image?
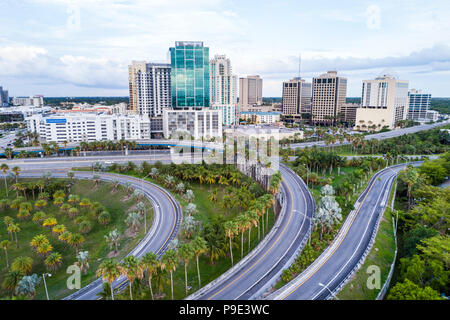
[105,229,120,254]
[16,274,40,299]
[92,174,101,188]
[246,211,259,252]
[208,188,219,203]
[96,259,121,300]
[191,236,207,288]
[1,163,9,197]
[161,249,178,300]
[224,220,237,266]
[11,166,21,183]
[398,167,425,210]
[1,239,12,268]
[2,270,23,296]
[4,148,13,160]
[11,256,33,275]
[68,233,85,255]
[75,251,90,275]
[44,252,62,272]
[178,243,194,296]
[236,214,249,259]
[8,223,20,248]
[140,251,158,300]
[184,203,198,216]
[125,212,142,233]
[119,255,143,300]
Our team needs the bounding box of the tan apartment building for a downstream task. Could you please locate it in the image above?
[239,75,263,107]
[282,77,312,122]
[311,71,347,125]
[354,75,409,131]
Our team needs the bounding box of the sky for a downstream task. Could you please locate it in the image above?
[1,0,450,97]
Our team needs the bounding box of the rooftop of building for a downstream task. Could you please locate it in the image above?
[240,111,282,116]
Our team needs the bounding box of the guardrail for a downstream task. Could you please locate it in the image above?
[267,163,408,300]
[250,167,315,300]
[63,172,182,300]
[185,179,289,300]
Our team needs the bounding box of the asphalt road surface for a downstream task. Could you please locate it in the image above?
[187,164,315,300]
[268,164,408,300]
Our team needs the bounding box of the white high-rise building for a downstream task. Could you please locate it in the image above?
[355,75,409,131]
[209,55,238,125]
[163,108,222,140]
[408,89,431,121]
[26,113,151,143]
[128,61,171,117]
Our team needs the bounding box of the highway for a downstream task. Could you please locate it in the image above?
[267,164,407,300]
[289,120,450,149]
[186,164,315,300]
[1,120,437,300]
[1,155,316,300]
[5,169,182,300]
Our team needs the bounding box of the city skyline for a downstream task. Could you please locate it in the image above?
[0,0,449,97]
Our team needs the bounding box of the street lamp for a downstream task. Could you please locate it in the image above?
[42,273,52,300]
[318,282,339,300]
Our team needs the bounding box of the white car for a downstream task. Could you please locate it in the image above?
[104,160,114,164]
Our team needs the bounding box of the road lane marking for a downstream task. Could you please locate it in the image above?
[280,169,389,299]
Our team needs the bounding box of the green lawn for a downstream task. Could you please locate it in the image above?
[100,170,276,300]
[0,178,153,300]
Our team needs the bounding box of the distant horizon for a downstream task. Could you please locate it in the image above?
[1,1,449,97]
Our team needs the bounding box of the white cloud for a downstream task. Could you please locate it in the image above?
[0,46,127,89]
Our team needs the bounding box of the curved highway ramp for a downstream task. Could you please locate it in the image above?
[268,164,406,300]
[187,164,315,300]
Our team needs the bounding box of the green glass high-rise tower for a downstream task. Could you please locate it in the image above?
[170,41,210,108]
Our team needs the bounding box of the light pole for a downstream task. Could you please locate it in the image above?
[318,282,339,300]
[42,273,52,300]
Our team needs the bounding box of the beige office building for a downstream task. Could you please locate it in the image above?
[340,103,359,124]
[282,77,312,118]
[311,71,347,125]
[239,75,263,107]
[354,75,409,131]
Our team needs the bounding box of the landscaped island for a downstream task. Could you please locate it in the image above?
[0,172,153,300]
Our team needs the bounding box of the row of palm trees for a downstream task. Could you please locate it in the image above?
[97,235,208,301]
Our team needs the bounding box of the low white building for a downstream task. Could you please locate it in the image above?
[13,95,44,107]
[240,111,281,124]
[0,105,52,117]
[163,108,222,140]
[425,110,439,122]
[26,113,151,143]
